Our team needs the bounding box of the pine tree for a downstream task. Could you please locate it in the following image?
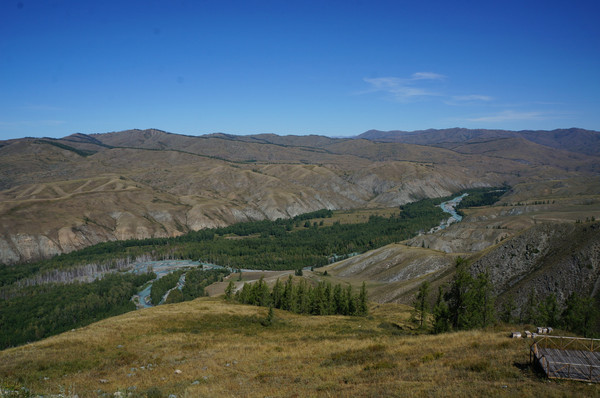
[282,275,295,312]
[413,281,430,328]
[296,279,310,314]
[433,285,450,333]
[333,283,347,315]
[261,305,274,326]
[346,285,356,315]
[254,276,271,307]
[310,282,326,315]
[446,257,473,330]
[520,289,538,324]
[271,278,284,309]
[224,280,235,300]
[323,282,333,315]
[500,294,517,323]
[562,293,598,337]
[357,282,368,316]
[239,282,251,304]
[537,293,559,327]
[473,270,495,327]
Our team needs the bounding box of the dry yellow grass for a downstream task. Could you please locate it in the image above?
[2,298,599,397]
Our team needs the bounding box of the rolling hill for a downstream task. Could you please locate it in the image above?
[1,128,598,265]
[1,297,597,397]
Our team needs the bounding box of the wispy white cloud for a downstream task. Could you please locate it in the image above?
[464,110,551,123]
[362,72,445,101]
[451,95,493,102]
[411,72,445,80]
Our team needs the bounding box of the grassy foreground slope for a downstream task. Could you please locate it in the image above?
[1,298,597,397]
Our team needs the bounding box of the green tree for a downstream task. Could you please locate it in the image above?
[346,285,357,315]
[296,279,310,314]
[500,294,517,324]
[413,281,430,328]
[473,270,495,327]
[537,293,559,327]
[255,276,271,306]
[446,257,473,330]
[357,282,368,316]
[238,282,251,304]
[271,278,284,309]
[261,305,274,326]
[520,289,538,324]
[333,283,347,315]
[224,280,235,300]
[441,258,496,331]
[562,293,598,337]
[281,275,295,312]
[165,288,184,304]
[433,285,450,333]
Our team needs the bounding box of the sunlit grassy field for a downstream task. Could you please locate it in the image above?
[1,298,598,397]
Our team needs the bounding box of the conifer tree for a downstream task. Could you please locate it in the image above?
[282,275,295,312]
[346,285,356,315]
[473,270,495,327]
[446,257,473,329]
[324,282,333,315]
[311,282,329,315]
[500,294,516,323]
[333,283,347,315]
[537,293,559,327]
[261,305,274,326]
[254,276,271,307]
[357,281,368,316]
[271,278,284,309]
[239,282,251,304]
[562,292,598,337]
[433,285,450,333]
[520,289,538,324]
[225,280,235,300]
[296,279,310,314]
[413,281,430,328]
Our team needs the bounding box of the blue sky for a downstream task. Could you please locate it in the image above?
[1,0,599,140]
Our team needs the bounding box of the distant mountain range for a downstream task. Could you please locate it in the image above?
[1,128,598,264]
[358,127,600,156]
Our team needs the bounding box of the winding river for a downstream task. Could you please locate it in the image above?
[430,193,469,233]
[130,260,224,309]
[130,194,470,307]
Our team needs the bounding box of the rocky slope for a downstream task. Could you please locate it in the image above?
[470,221,600,312]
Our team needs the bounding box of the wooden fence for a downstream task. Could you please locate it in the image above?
[530,335,600,382]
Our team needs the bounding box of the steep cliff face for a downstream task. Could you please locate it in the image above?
[470,222,600,309]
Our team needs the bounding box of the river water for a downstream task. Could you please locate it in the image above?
[130,260,224,309]
[130,194,469,307]
[428,193,469,233]
[439,193,468,226]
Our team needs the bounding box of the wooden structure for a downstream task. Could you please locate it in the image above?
[530,335,600,382]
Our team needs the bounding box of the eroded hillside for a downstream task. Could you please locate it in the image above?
[1,128,598,264]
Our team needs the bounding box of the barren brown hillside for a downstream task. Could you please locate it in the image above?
[1,129,598,264]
